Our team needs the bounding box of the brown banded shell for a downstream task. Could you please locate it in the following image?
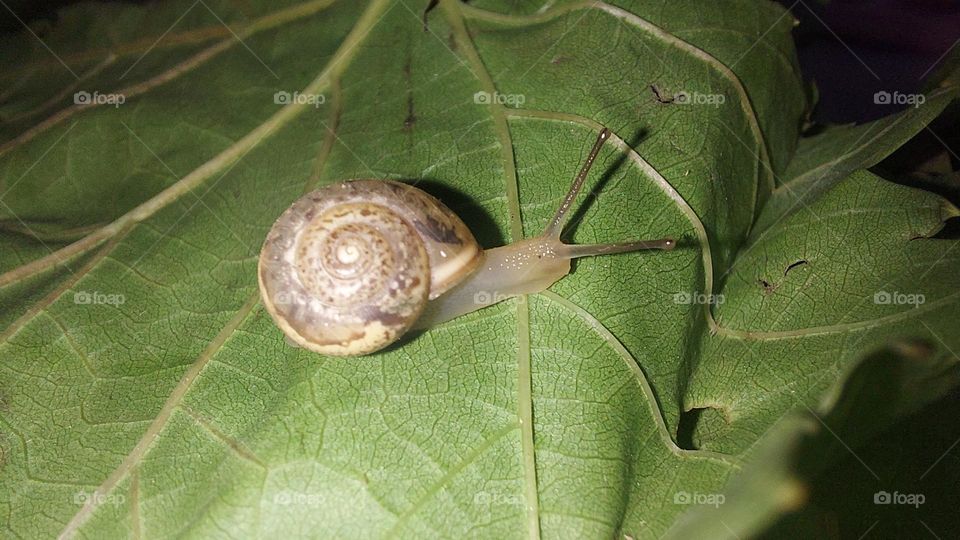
[258,179,483,356]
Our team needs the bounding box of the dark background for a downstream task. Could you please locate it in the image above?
[777,0,960,122]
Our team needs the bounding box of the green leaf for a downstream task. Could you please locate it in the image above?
[687,168,959,453]
[752,87,958,237]
[666,339,960,539]
[0,0,957,538]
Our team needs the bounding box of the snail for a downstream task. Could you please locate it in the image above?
[258,128,675,356]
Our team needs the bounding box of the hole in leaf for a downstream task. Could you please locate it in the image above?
[931,216,960,240]
[676,407,704,450]
[784,259,809,276]
[677,406,732,451]
[650,84,675,104]
[677,405,730,450]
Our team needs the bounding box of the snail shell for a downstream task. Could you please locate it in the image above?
[258,180,482,356]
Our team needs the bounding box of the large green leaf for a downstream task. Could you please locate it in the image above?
[0,0,957,538]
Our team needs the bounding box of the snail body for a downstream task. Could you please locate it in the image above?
[258,128,674,356]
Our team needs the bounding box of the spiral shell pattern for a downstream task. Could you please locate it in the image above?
[258,180,481,356]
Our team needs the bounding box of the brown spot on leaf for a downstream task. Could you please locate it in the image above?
[758,278,779,295]
[402,57,416,131]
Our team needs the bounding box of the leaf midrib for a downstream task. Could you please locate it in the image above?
[438,3,540,538]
